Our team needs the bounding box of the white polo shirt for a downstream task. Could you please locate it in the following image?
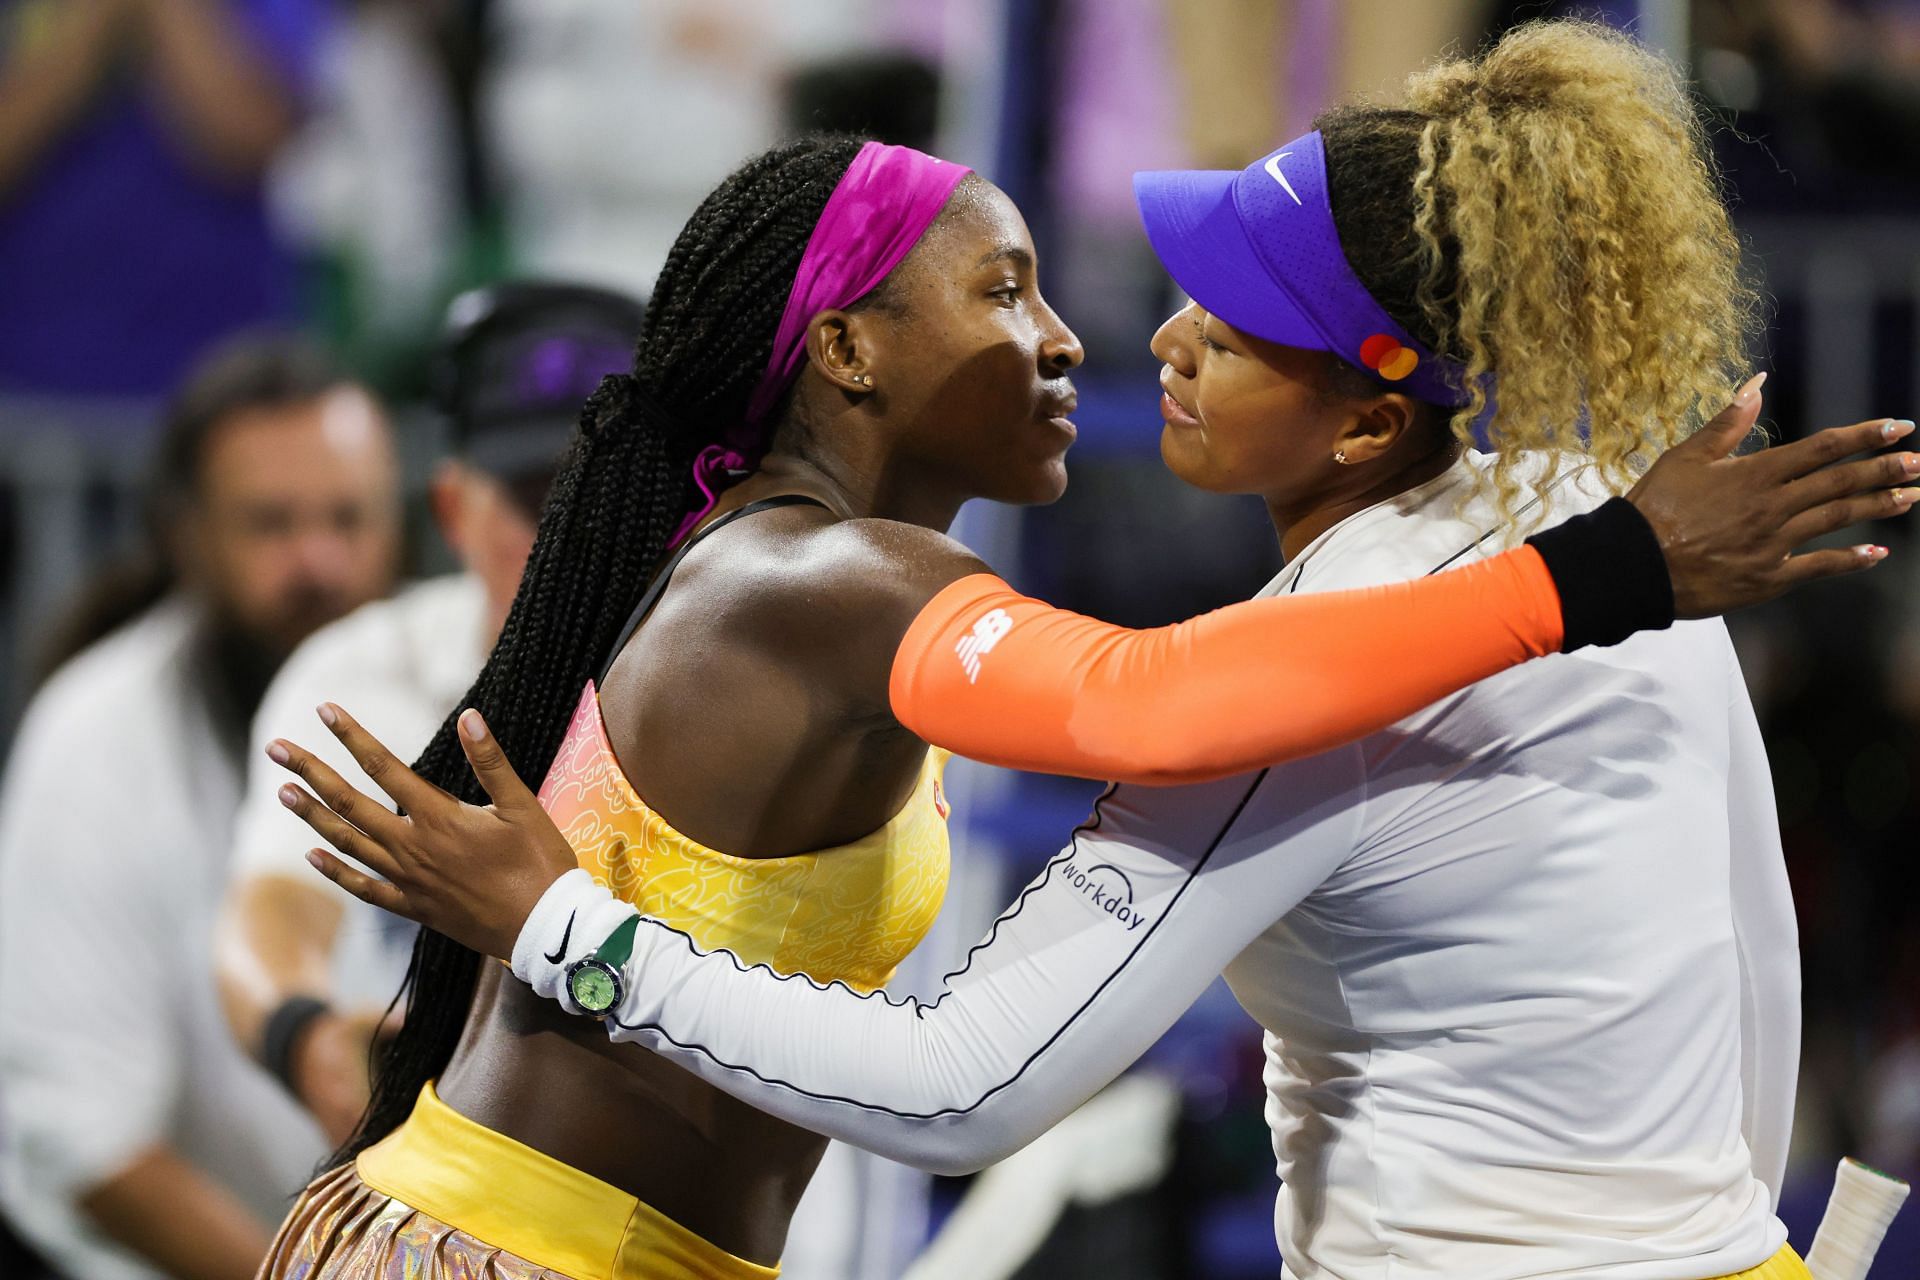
[515,452,1802,1279]
[231,573,491,1007]
[0,602,328,1280]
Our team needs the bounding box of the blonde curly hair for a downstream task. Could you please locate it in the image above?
[1318,20,1759,519]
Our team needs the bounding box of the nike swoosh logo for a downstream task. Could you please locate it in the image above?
[1264,152,1302,206]
[544,911,575,965]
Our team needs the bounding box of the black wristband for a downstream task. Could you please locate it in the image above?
[1524,497,1675,651]
[260,995,332,1092]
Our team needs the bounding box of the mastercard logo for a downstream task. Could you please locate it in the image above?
[1359,333,1419,382]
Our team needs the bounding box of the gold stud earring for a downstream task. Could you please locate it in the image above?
[858,374,874,386]
[1334,450,1349,465]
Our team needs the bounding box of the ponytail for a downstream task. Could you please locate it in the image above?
[1319,19,1759,518]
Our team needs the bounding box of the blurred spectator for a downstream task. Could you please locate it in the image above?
[0,0,327,400]
[215,281,642,1149]
[270,0,463,386]
[1695,0,1920,204]
[0,337,400,1280]
[782,50,941,151]
[479,0,879,295]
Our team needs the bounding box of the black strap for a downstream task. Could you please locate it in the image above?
[260,995,332,1093]
[596,494,830,684]
[1524,496,1674,651]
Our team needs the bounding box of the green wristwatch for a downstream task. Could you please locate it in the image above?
[565,916,639,1019]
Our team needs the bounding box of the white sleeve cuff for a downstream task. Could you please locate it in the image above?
[509,869,636,1008]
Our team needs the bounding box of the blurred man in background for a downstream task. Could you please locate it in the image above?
[217,281,642,1146]
[0,0,322,398]
[0,337,400,1280]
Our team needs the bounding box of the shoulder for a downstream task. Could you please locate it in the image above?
[675,510,993,639]
[1292,452,1610,595]
[639,509,993,718]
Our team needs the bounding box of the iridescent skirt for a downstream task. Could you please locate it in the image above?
[257,1082,780,1280]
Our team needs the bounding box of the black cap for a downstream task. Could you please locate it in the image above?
[433,281,646,482]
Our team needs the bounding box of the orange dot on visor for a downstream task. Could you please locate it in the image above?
[1378,347,1419,381]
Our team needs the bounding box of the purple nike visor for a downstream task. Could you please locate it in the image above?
[1135,129,1470,408]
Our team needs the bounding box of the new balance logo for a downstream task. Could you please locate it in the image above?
[955,608,1013,684]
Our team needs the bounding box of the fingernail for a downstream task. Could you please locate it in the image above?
[1856,544,1890,562]
[266,741,290,765]
[1884,420,1915,440]
[1736,371,1768,404]
[1904,453,1920,476]
[279,784,301,809]
[460,709,487,742]
[317,703,338,727]
[1900,489,1920,507]
[306,850,325,870]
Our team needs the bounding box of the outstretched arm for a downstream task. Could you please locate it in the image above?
[271,407,1915,956]
[136,0,302,179]
[287,709,1363,1173]
[511,760,1358,1171]
[0,0,133,196]
[838,401,1914,787]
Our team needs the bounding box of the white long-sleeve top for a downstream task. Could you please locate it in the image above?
[516,455,1801,1279]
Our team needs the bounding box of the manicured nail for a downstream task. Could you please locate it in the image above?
[1736,371,1767,405]
[1899,489,1920,507]
[266,741,290,765]
[317,703,338,727]
[460,709,487,742]
[279,784,301,809]
[1884,420,1914,441]
[1903,453,1920,476]
[1856,544,1890,562]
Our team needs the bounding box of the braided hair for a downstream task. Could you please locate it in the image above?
[333,135,869,1166]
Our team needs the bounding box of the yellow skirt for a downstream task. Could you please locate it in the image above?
[1717,1245,1811,1279]
[257,1082,779,1280]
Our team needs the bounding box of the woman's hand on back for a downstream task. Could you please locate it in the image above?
[1627,375,1918,617]
[268,704,575,961]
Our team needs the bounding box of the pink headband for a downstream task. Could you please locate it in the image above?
[668,142,970,547]
[744,141,972,426]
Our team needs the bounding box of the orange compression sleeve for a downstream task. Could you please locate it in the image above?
[888,545,1564,786]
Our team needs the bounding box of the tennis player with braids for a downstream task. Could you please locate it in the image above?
[270,27,1914,1278]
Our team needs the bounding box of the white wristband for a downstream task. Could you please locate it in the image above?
[509,868,635,1007]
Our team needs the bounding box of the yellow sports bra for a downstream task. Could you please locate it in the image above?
[536,680,952,995]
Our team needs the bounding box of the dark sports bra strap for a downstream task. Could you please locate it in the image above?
[596,494,830,685]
